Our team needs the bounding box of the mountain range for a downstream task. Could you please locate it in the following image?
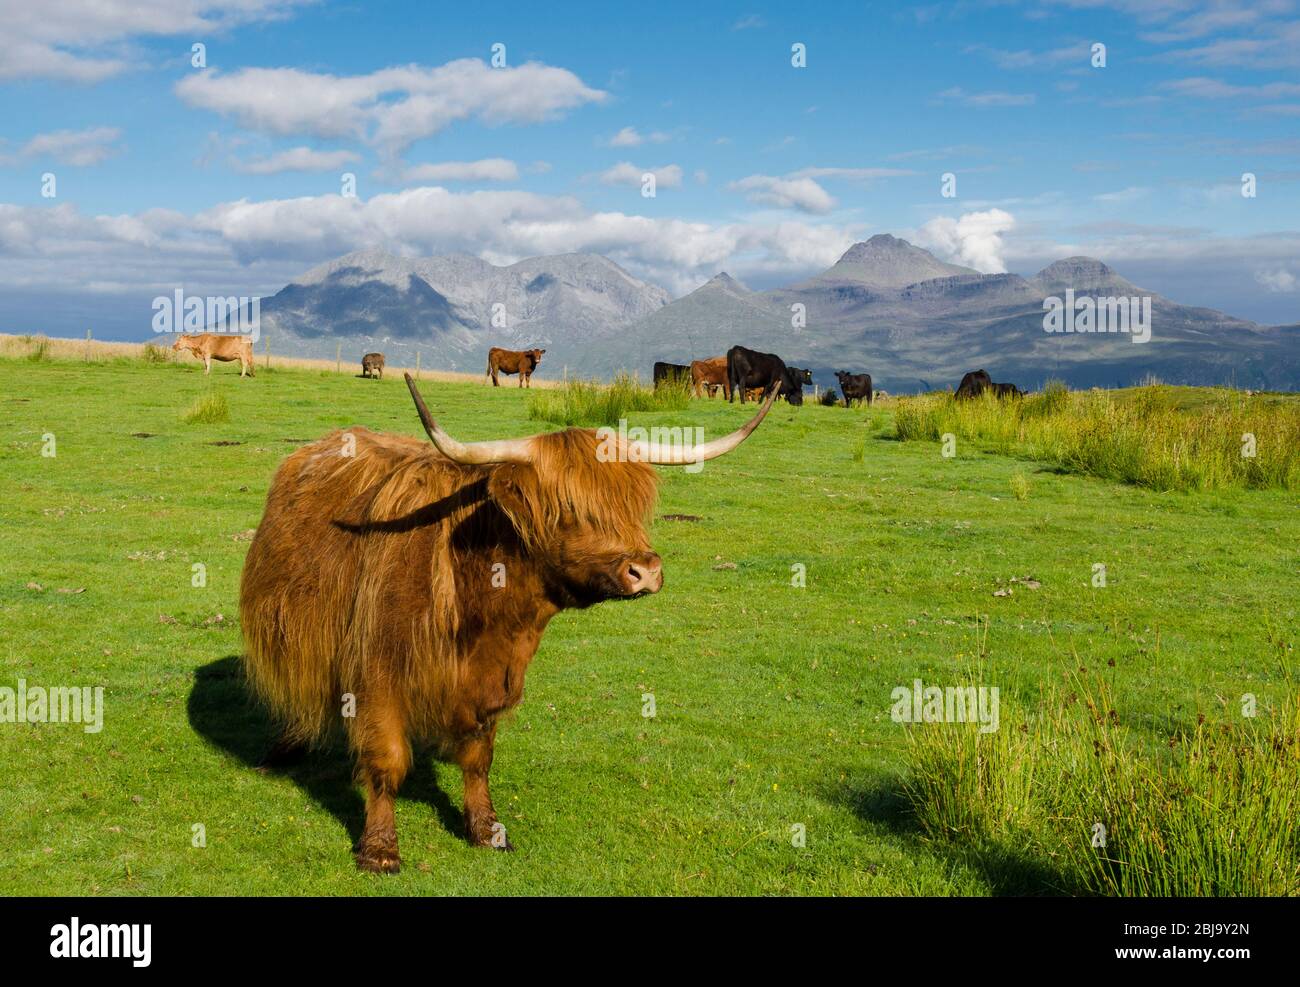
[257,235,1300,391]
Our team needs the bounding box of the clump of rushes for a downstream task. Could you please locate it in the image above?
[894,382,1300,491]
[902,674,1300,895]
[527,371,690,427]
[183,390,230,424]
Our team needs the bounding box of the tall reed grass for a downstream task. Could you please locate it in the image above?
[527,372,691,427]
[894,382,1299,491]
[902,677,1300,895]
[182,390,230,424]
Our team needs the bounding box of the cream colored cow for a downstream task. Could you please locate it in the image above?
[172,333,255,377]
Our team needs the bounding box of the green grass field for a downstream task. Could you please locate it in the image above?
[1,355,1296,895]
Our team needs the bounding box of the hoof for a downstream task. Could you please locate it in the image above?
[356,848,402,874]
[467,818,514,851]
[355,834,402,874]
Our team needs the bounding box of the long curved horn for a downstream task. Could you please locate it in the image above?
[627,380,783,465]
[405,373,533,465]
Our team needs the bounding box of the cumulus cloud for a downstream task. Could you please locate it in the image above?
[0,126,123,166]
[230,147,359,175]
[605,126,671,147]
[0,188,860,301]
[175,58,607,154]
[728,174,836,214]
[399,158,520,183]
[596,162,683,189]
[916,208,1016,272]
[0,0,308,82]
[1255,268,1297,292]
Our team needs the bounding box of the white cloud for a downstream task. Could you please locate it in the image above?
[1093,186,1148,204]
[935,86,1036,107]
[176,58,607,154]
[0,0,308,82]
[606,126,671,147]
[966,42,1089,69]
[399,158,520,183]
[596,162,683,189]
[1255,268,1297,292]
[231,147,360,175]
[1,126,123,166]
[728,174,836,214]
[916,209,1016,273]
[790,166,915,181]
[0,188,861,300]
[1161,76,1300,100]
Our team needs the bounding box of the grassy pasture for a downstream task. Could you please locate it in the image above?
[0,352,1296,896]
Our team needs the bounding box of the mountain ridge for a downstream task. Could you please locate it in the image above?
[257,236,1300,390]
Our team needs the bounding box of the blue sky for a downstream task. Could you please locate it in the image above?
[1,0,1297,339]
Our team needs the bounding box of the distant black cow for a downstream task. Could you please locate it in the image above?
[955,369,993,399]
[835,371,873,406]
[653,361,691,389]
[727,346,803,406]
[956,369,1021,400]
[787,366,814,386]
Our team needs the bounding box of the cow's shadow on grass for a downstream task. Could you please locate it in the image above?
[832,774,1081,897]
[187,656,463,847]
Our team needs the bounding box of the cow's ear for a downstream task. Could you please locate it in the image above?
[486,464,542,541]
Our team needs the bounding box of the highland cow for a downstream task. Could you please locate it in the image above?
[240,374,780,872]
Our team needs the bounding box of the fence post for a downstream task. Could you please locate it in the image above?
[336,341,341,374]
[85,328,92,362]
[264,337,270,370]
[415,352,421,381]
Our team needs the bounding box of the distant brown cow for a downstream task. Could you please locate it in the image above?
[172,333,255,377]
[690,357,731,399]
[361,353,385,379]
[486,347,545,387]
[240,374,781,872]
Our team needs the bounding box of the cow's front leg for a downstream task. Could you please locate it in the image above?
[204,356,212,375]
[352,704,411,873]
[456,723,512,850]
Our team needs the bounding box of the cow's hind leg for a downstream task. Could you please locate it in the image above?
[352,702,411,873]
[457,724,512,851]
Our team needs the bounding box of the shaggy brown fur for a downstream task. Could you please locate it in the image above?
[240,422,660,872]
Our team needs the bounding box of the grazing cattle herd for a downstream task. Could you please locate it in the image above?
[163,330,1026,870]
[169,334,1025,409]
